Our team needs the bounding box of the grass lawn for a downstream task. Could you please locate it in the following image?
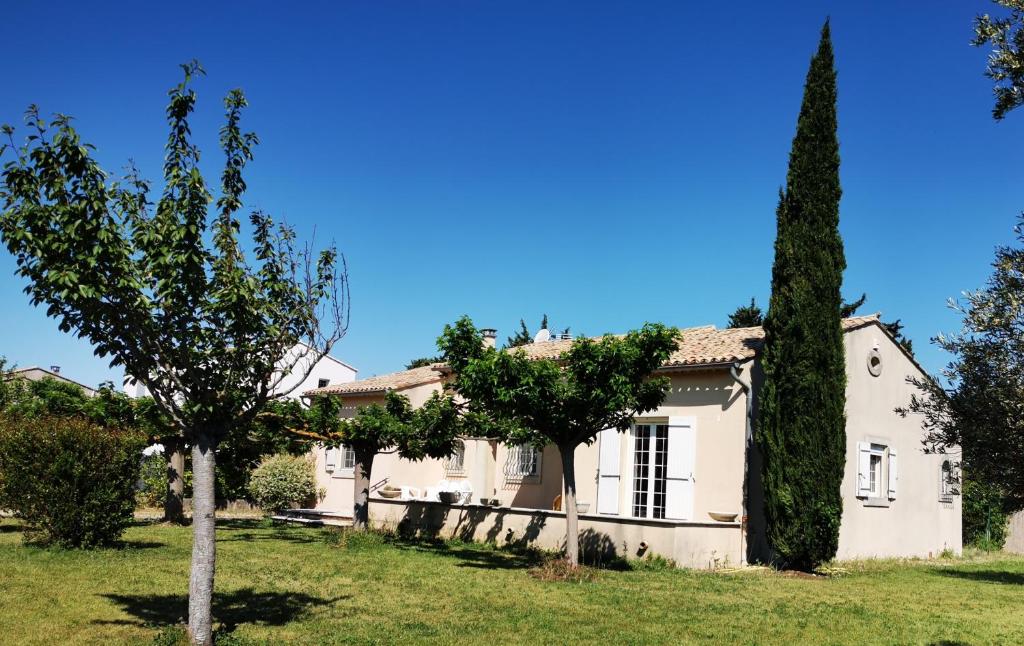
[1,519,1022,645]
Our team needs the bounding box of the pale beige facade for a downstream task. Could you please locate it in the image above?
[836,326,961,559]
[309,317,961,568]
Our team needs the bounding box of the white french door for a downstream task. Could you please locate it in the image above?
[631,424,669,519]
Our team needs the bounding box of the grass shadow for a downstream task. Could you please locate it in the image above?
[214,519,270,530]
[0,523,26,533]
[215,520,321,546]
[339,527,544,571]
[112,540,166,550]
[935,569,1024,585]
[97,588,349,634]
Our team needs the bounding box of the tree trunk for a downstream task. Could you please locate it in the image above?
[188,434,217,645]
[560,444,579,567]
[352,450,375,530]
[164,436,186,524]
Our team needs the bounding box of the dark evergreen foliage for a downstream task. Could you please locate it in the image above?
[756,22,847,571]
[405,356,442,370]
[727,298,764,328]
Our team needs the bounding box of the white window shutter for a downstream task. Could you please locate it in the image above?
[887,448,898,499]
[665,416,696,520]
[856,442,871,497]
[597,428,621,515]
[324,446,337,472]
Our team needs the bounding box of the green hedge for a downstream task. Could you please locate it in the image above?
[0,415,145,547]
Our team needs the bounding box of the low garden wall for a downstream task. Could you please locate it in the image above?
[369,498,742,569]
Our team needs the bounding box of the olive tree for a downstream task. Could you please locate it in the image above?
[438,316,679,566]
[0,63,348,644]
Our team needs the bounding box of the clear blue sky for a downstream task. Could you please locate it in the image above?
[1,1,1021,386]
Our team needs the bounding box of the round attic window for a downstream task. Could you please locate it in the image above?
[867,349,882,377]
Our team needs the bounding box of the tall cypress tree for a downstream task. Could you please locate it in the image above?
[756,21,846,571]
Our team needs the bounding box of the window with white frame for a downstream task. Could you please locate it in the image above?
[857,441,897,500]
[940,459,956,502]
[504,444,541,480]
[325,444,356,475]
[443,440,466,474]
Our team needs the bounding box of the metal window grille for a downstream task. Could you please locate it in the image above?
[443,441,466,473]
[940,460,955,501]
[504,444,539,478]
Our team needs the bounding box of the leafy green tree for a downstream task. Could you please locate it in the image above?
[756,22,847,571]
[727,298,763,328]
[974,1,1024,119]
[302,391,464,528]
[962,478,1009,549]
[438,316,679,566]
[0,63,347,644]
[5,377,88,417]
[899,215,1024,514]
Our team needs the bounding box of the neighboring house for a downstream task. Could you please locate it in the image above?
[124,343,357,400]
[305,315,961,568]
[6,365,98,397]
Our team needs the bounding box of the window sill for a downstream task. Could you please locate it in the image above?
[861,497,891,508]
[505,475,541,485]
[330,470,355,479]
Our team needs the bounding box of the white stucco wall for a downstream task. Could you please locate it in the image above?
[836,325,962,559]
[124,343,356,401]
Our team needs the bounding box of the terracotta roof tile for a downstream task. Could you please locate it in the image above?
[307,364,444,396]
[305,315,882,397]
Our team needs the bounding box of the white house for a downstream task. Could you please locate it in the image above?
[124,342,357,400]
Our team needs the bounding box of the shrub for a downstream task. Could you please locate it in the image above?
[963,478,1009,550]
[0,414,145,547]
[247,453,318,513]
[136,452,167,508]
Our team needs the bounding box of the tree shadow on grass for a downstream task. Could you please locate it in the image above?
[934,568,1024,585]
[112,540,166,550]
[392,537,545,570]
[0,523,26,533]
[97,588,349,634]
[215,521,322,546]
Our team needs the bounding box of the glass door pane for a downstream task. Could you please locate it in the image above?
[632,426,650,517]
[632,424,669,519]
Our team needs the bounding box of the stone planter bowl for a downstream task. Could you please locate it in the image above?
[708,511,738,522]
[438,491,461,504]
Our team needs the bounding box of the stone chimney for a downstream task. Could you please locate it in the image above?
[481,328,497,349]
